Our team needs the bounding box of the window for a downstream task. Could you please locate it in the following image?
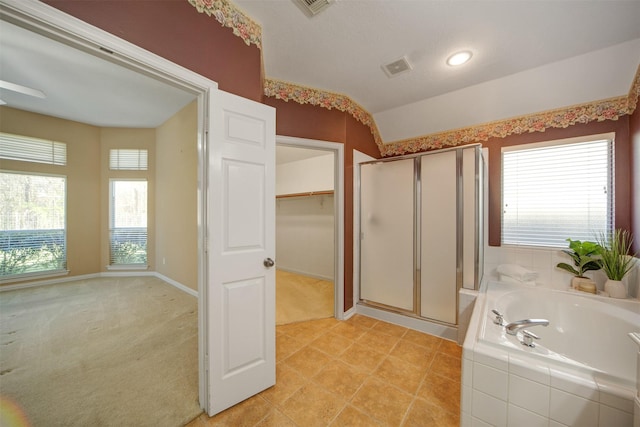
[502,135,613,247]
[0,172,67,278]
[110,180,147,266]
[109,149,148,171]
[0,132,66,165]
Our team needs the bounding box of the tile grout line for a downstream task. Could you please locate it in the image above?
[235,316,462,427]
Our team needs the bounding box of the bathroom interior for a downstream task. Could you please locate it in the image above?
[1,1,639,426]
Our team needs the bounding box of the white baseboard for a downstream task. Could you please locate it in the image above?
[1,271,198,298]
[101,271,155,277]
[153,272,198,297]
[0,273,102,292]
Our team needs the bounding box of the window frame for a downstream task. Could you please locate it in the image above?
[0,170,68,282]
[108,178,149,269]
[500,132,615,249]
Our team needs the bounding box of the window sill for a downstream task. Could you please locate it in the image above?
[106,264,149,271]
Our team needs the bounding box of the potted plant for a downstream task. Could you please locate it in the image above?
[556,238,602,293]
[597,229,636,298]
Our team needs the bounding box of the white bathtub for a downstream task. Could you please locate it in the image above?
[462,280,640,427]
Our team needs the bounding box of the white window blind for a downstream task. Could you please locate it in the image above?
[109,180,147,265]
[109,149,148,170]
[0,172,67,277]
[502,137,613,247]
[0,132,66,165]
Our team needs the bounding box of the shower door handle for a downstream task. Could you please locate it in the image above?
[263,258,275,268]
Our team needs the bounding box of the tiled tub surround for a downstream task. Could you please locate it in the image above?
[484,245,640,298]
[631,333,640,427]
[462,281,640,427]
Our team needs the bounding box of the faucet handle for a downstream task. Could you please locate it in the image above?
[491,309,504,325]
[521,329,539,347]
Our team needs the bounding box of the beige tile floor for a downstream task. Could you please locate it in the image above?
[187,315,461,427]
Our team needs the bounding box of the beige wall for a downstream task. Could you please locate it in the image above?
[155,101,198,290]
[0,106,199,287]
[0,107,102,279]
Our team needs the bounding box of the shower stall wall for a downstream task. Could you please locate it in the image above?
[359,144,483,327]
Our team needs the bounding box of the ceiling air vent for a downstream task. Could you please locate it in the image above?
[295,0,333,16]
[382,56,413,78]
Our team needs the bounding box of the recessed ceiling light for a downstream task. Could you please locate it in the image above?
[446,51,473,66]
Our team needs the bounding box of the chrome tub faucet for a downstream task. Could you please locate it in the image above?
[505,319,549,347]
[505,319,549,335]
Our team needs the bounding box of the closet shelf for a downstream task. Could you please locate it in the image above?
[276,190,334,199]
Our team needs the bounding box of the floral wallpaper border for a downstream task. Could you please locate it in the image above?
[188,0,262,49]
[381,95,631,157]
[263,78,385,150]
[382,64,640,156]
[264,65,640,157]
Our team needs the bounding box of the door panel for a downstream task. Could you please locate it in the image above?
[208,90,276,415]
[421,151,457,324]
[359,159,415,311]
[224,160,265,251]
[223,277,266,374]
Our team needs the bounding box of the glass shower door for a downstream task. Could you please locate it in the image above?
[359,159,414,312]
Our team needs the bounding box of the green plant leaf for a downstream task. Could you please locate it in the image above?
[556,262,579,276]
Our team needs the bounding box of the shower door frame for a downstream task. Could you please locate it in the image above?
[357,144,482,327]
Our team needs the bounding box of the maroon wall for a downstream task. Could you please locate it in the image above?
[264,97,381,311]
[484,117,632,247]
[44,0,263,102]
[630,107,640,253]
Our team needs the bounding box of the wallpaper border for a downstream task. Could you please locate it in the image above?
[188,0,262,49]
[263,78,385,150]
[381,95,630,156]
[264,64,639,157]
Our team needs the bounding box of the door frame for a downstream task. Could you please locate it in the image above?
[276,136,345,319]
[1,0,214,411]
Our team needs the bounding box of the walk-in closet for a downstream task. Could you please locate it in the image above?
[275,145,336,324]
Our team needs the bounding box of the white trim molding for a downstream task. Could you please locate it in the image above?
[276,135,345,320]
[0,271,198,298]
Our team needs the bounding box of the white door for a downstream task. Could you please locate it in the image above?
[207,89,276,415]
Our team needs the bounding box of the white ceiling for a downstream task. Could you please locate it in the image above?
[235,0,640,114]
[0,20,196,128]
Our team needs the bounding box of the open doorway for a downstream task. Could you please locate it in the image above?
[0,0,213,421]
[275,136,345,323]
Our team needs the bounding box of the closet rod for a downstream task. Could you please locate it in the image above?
[275,190,334,199]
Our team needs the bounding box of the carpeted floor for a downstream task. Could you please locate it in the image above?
[276,270,334,325]
[0,276,201,427]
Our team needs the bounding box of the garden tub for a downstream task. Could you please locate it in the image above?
[461,280,640,426]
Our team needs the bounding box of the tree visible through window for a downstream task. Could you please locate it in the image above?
[0,172,67,277]
[110,180,148,266]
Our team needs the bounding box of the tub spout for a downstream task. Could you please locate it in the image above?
[505,319,549,335]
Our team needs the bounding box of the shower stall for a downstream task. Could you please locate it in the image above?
[358,144,483,333]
